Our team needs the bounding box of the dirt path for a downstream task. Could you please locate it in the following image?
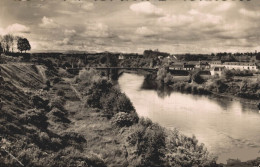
[70,84,82,100]
[36,65,47,82]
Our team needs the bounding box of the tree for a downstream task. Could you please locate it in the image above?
[190,69,204,84]
[223,70,234,81]
[17,37,31,53]
[2,34,14,53]
[0,43,3,54]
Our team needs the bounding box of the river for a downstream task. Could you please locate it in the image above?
[118,73,260,164]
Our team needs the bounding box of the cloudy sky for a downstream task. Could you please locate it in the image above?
[0,0,260,54]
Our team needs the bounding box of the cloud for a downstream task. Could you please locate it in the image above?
[135,26,156,37]
[239,8,260,18]
[0,23,30,35]
[157,14,193,27]
[188,10,223,25]
[58,38,73,45]
[84,22,112,38]
[130,2,164,16]
[67,1,94,11]
[215,2,233,11]
[39,16,59,28]
[64,29,76,36]
[81,3,94,11]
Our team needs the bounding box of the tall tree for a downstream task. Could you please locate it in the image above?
[2,34,14,53]
[17,38,31,53]
[0,43,3,54]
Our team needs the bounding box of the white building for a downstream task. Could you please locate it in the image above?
[223,62,257,71]
[210,66,225,76]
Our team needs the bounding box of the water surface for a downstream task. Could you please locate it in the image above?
[118,73,260,163]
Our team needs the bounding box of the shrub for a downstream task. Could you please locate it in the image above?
[52,77,63,84]
[111,112,137,127]
[50,96,66,111]
[20,109,48,129]
[127,118,166,167]
[61,132,86,145]
[163,73,174,85]
[157,66,168,83]
[31,95,49,110]
[56,89,65,97]
[166,129,217,167]
[87,79,113,108]
[223,70,234,80]
[190,70,204,84]
[47,108,70,123]
[115,93,135,114]
[77,68,100,84]
[209,79,229,93]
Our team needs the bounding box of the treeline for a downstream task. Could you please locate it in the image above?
[154,65,260,100]
[0,34,31,54]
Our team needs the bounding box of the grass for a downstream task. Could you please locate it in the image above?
[1,62,258,167]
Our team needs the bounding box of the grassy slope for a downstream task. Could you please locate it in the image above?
[1,64,258,167]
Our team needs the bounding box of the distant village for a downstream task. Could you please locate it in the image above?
[1,48,260,77]
[118,50,260,76]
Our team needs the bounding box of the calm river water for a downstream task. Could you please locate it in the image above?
[118,73,260,164]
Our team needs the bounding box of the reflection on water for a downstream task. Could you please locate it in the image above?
[118,73,260,164]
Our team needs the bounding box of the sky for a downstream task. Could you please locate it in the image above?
[0,0,260,54]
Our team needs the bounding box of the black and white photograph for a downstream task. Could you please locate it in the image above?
[0,0,260,166]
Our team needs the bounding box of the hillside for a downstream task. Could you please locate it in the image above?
[1,63,257,167]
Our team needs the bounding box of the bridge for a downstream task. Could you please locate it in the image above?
[65,66,196,79]
[66,67,158,79]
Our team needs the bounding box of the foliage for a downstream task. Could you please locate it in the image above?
[164,73,174,84]
[208,79,229,93]
[111,112,138,127]
[50,96,66,111]
[222,70,234,80]
[1,34,14,53]
[0,43,3,53]
[20,109,48,129]
[87,78,113,108]
[127,118,166,167]
[190,69,204,84]
[31,95,50,110]
[157,66,168,82]
[115,93,135,113]
[166,129,217,167]
[56,89,65,97]
[21,53,30,61]
[237,80,260,99]
[17,38,31,53]
[76,68,100,85]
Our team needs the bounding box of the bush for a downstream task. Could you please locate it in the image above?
[166,129,217,167]
[115,93,135,114]
[111,112,138,127]
[77,68,100,84]
[20,109,48,129]
[127,118,166,167]
[190,70,204,84]
[87,79,113,108]
[47,108,70,123]
[223,70,234,80]
[56,89,65,97]
[208,79,229,93]
[164,73,174,85]
[31,95,49,110]
[50,96,66,111]
[52,77,63,84]
[157,66,169,83]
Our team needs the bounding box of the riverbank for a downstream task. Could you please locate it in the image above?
[0,65,219,167]
[119,73,260,166]
[148,68,260,107]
